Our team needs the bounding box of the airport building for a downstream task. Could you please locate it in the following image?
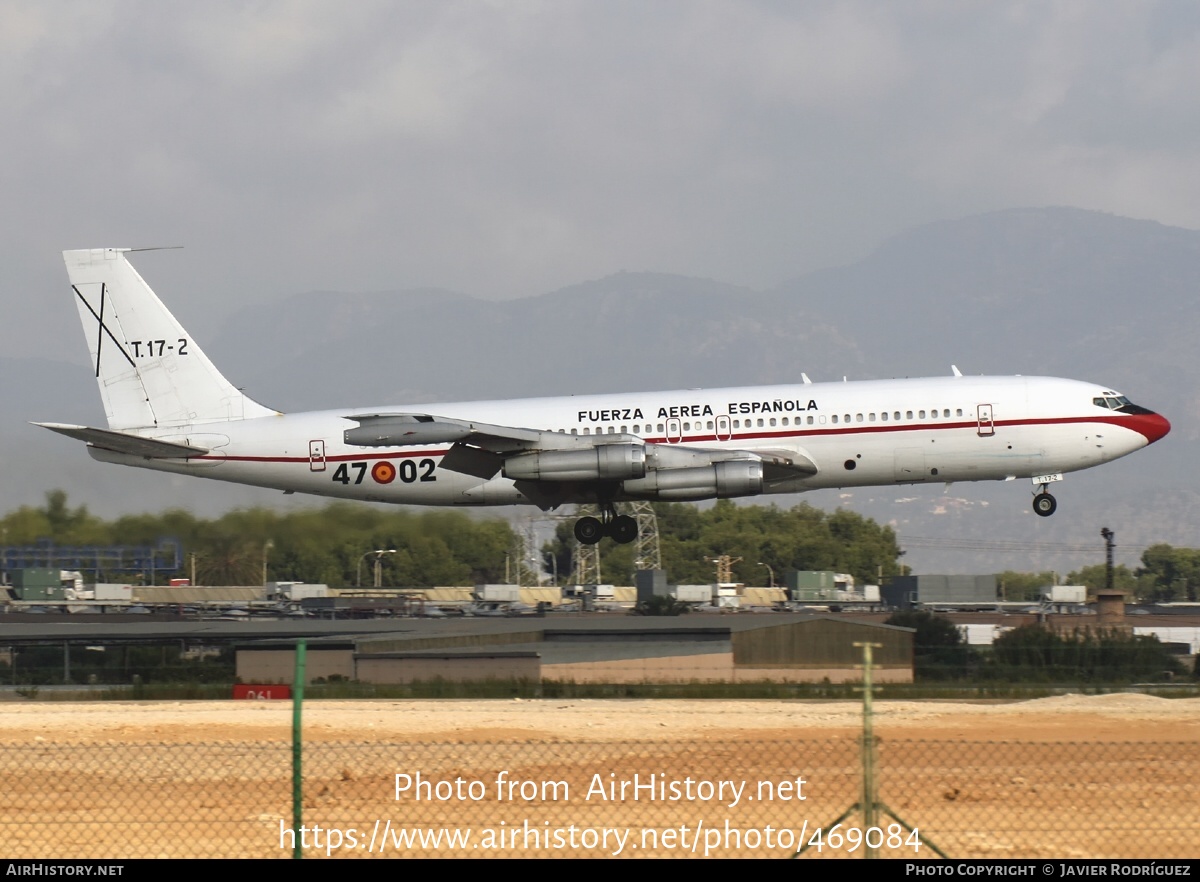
[234,614,915,685]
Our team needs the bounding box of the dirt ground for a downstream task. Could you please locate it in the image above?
[1,695,1198,859]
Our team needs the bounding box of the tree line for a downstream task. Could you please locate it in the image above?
[3,492,904,588]
[1,490,514,587]
[886,611,1191,682]
[996,544,1200,604]
[7,491,1196,596]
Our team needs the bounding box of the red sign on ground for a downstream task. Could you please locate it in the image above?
[232,684,292,700]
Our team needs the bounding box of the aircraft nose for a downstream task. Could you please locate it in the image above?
[1132,412,1171,444]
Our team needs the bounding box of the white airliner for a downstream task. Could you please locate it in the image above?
[39,249,1171,545]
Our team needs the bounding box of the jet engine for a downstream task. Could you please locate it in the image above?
[502,443,647,482]
[622,461,764,500]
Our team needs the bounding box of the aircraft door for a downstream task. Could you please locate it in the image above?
[666,418,683,443]
[716,415,732,442]
[977,404,995,437]
[309,440,327,472]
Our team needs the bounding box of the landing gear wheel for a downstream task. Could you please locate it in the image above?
[609,515,638,544]
[574,516,605,544]
[1033,493,1057,517]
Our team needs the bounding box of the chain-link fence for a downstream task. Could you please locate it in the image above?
[1,738,1195,858]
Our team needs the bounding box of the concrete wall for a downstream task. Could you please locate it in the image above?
[543,653,733,683]
[356,654,540,684]
[733,619,911,667]
[236,648,355,684]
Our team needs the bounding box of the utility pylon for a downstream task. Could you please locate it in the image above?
[630,501,662,571]
[572,504,603,586]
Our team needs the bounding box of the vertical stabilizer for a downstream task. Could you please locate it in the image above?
[63,248,278,430]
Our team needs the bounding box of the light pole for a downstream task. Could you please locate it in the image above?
[757,561,775,589]
[357,547,397,588]
[262,539,274,586]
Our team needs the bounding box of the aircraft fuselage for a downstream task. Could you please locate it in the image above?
[87,374,1168,507]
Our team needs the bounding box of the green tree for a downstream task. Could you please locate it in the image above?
[1136,544,1200,602]
[1065,564,1141,597]
[996,571,1058,602]
[990,625,1187,682]
[884,610,976,680]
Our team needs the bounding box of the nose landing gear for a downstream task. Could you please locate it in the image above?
[1032,483,1058,517]
[1033,492,1057,516]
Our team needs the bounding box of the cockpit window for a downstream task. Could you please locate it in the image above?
[1093,395,1152,415]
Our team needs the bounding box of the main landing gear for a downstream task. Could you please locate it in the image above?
[574,503,638,545]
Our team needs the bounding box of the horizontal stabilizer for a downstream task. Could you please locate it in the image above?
[33,423,209,459]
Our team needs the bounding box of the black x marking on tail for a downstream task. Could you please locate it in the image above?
[72,284,137,377]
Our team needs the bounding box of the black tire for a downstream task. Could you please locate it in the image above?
[574,516,605,544]
[1033,493,1057,517]
[609,515,639,544]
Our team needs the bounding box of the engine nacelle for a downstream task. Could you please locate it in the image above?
[503,444,647,482]
[345,418,471,447]
[622,461,764,500]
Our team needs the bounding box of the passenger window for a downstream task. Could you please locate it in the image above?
[881,412,888,421]
[807,416,814,425]
[583,428,590,435]
[757,419,764,427]
[919,410,926,419]
[906,411,913,419]
[943,409,950,418]
[781,417,789,426]
[657,424,664,432]
[832,415,839,424]
[856,414,863,423]
[956,409,963,417]
[894,412,901,420]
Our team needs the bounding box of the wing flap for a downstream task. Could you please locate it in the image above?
[34,423,209,458]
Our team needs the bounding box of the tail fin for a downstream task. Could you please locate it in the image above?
[63,248,278,430]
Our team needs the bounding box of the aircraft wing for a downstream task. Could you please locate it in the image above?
[344,413,816,482]
[343,413,571,452]
[34,423,210,458]
[344,413,623,479]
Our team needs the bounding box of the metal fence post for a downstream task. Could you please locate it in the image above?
[292,639,306,859]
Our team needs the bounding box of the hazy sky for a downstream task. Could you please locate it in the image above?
[6,1,1200,357]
